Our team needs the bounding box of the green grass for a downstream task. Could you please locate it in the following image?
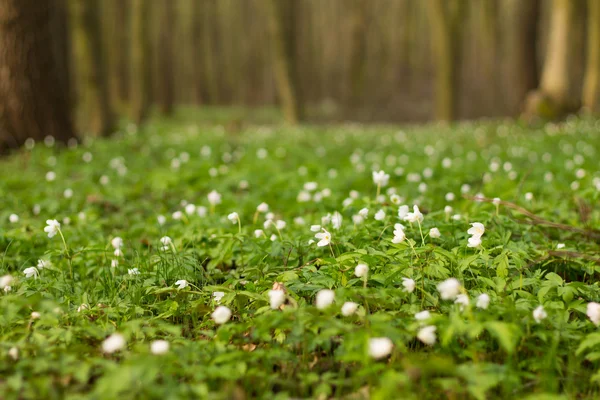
[1,112,600,399]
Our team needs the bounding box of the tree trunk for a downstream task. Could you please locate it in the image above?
[265,0,303,124]
[113,0,130,107]
[525,0,581,118]
[158,0,175,115]
[0,0,76,151]
[191,0,205,104]
[347,0,368,107]
[51,0,73,111]
[477,0,500,115]
[71,0,116,137]
[130,0,152,125]
[583,0,600,113]
[427,0,466,121]
[503,0,540,115]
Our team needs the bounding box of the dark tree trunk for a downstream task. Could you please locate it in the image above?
[265,0,303,124]
[0,0,76,151]
[130,0,152,125]
[158,0,175,115]
[72,0,116,137]
[503,0,540,115]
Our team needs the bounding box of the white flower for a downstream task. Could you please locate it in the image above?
[268,289,285,309]
[111,237,123,249]
[525,192,534,201]
[213,291,225,303]
[331,212,343,230]
[390,194,401,205]
[172,211,183,220]
[114,249,123,257]
[175,279,188,289]
[358,208,369,218]
[467,236,482,248]
[270,234,277,241]
[207,190,222,206]
[455,294,469,309]
[402,278,415,293]
[492,197,501,206]
[23,267,38,279]
[254,229,264,238]
[315,229,332,247]
[102,333,126,353]
[37,259,50,269]
[297,191,311,202]
[437,278,461,300]
[374,210,386,221]
[467,223,485,238]
[8,347,18,360]
[0,274,13,289]
[417,326,437,345]
[444,205,453,214]
[404,205,424,223]
[160,236,172,247]
[355,263,368,278]
[64,188,73,199]
[197,206,207,217]
[157,215,166,225]
[310,225,322,232]
[111,259,119,268]
[304,181,318,191]
[398,205,409,219]
[128,268,140,275]
[425,226,441,240]
[533,305,547,323]
[341,301,358,316]
[44,219,61,238]
[587,302,600,326]
[352,215,364,225]
[31,311,41,319]
[227,212,239,224]
[257,202,269,213]
[415,310,431,321]
[343,198,353,207]
[293,217,306,226]
[452,214,462,221]
[476,293,490,309]
[372,170,390,187]
[151,340,170,355]
[556,243,565,249]
[392,224,406,244]
[315,289,335,309]
[275,220,286,230]
[9,214,19,223]
[185,204,196,215]
[368,337,393,359]
[46,171,56,181]
[212,306,232,324]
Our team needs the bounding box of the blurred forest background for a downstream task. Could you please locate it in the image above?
[0,0,600,150]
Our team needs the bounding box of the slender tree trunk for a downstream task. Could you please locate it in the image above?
[72,0,116,137]
[158,0,175,115]
[130,0,152,125]
[427,0,466,121]
[191,0,205,104]
[51,0,73,111]
[525,0,581,118]
[477,0,500,115]
[265,0,303,124]
[113,0,130,106]
[347,0,368,107]
[583,0,600,113]
[503,0,540,115]
[0,0,76,151]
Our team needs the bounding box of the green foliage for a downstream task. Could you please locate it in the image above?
[0,114,599,398]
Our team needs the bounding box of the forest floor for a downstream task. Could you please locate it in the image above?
[1,112,600,399]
